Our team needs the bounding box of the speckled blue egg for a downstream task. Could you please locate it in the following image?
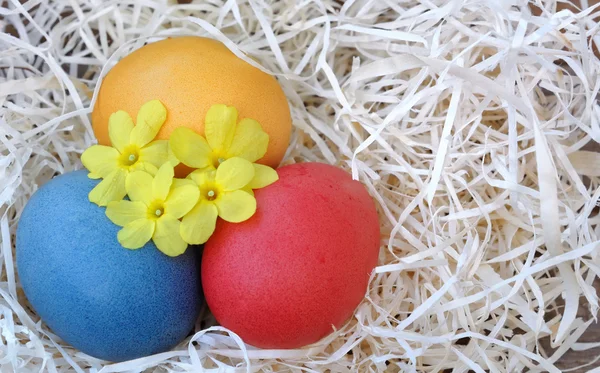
[17,170,202,362]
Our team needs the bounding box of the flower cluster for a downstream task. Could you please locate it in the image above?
[82,100,278,256]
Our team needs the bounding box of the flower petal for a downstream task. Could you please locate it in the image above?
[108,110,134,152]
[138,140,169,168]
[169,127,213,169]
[153,215,187,257]
[215,190,256,223]
[130,100,167,147]
[171,177,196,189]
[167,142,180,166]
[117,219,155,249]
[88,168,127,206]
[248,164,279,189]
[189,169,216,187]
[125,171,153,205]
[165,182,200,219]
[181,201,218,245]
[215,157,255,191]
[204,104,237,152]
[153,163,174,201]
[81,145,119,179]
[106,200,147,227]
[226,118,269,162]
[130,161,158,175]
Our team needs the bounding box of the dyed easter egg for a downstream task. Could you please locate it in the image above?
[16,171,202,362]
[202,163,380,348]
[92,36,291,171]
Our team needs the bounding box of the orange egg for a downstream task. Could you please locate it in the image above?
[92,37,291,174]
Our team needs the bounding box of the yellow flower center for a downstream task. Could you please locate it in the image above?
[119,145,140,168]
[147,200,165,220]
[211,154,227,169]
[200,183,219,201]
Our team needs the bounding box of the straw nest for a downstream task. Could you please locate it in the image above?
[1,0,600,372]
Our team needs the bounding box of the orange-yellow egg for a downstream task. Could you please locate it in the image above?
[92,36,291,173]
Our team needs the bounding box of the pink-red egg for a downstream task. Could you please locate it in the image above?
[202,162,380,349]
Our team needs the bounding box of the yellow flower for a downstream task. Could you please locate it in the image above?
[181,157,262,245]
[82,100,176,206]
[105,163,199,256]
[169,104,274,186]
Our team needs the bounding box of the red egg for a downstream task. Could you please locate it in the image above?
[202,162,380,349]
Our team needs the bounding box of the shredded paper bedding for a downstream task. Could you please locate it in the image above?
[1,0,600,371]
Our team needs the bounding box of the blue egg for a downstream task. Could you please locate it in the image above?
[17,170,202,362]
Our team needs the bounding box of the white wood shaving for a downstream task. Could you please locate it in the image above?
[1,0,600,371]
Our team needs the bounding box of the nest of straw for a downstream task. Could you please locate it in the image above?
[2,0,600,371]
